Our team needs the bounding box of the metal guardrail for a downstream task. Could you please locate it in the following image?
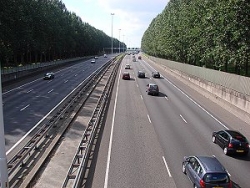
[1,57,91,83]
[7,58,116,188]
[62,56,122,187]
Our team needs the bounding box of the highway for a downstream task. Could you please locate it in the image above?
[3,53,250,187]
[3,55,113,152]
[89,54,250,188]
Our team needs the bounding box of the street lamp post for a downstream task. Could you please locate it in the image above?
[111,13,114,54]
[123,35,125,52]
[118,29,121,53]
[0,66,9,188]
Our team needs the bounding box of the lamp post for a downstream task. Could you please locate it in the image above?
[111,13,114,54]
[123,35,125,52]
[118,29,121,53]
[0,66,9,188]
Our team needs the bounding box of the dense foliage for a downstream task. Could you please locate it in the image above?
[141,0,250,76]
[0,0,125,67]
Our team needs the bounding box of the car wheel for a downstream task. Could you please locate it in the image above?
[212,136,216,143]
[182,163,186,174]
[224,147,229,155]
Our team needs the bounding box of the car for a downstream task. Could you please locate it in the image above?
[146,83,159,95]
[182,155,232,188]
[132,57,136,62]
[43,72,55,80]
[94,56,98,59]
[125,64,130,69]
[122,72,130,80]
[152,71,160,78]
[137,71,145,78]
[91,58,96,63]
[138,56,142,60]
[212,130,249,156]
[104,54,107,58]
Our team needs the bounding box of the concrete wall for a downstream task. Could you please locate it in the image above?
[147,55,250,125]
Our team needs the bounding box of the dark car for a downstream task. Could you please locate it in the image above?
[122,72,130,80]
[152,71,160,78]
[43,72,55,80]
[212,130,249,156]
[146,83,159,96]
[137,71,145,78]
[138,56,142,60]
[182,155,232,188]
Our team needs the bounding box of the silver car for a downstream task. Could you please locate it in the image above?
[182,156,232,188]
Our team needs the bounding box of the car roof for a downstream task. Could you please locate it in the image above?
[123,72,129,74]
[148,83,158,86]
[196,156,226,173]
[225,130,243,136]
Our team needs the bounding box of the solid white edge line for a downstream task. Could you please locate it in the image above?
[6,71,95,155]
[162,156,172,177]
[104,67,121,188]
[145,61,229,130]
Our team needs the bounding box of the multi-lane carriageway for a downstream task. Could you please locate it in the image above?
[87,54,250,188]
[3,54,250,187]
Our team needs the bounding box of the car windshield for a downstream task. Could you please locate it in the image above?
[150,85,158,89]
[204,173,230,183]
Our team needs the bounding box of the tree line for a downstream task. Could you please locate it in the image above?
[0,0,125,67]
[141,0,250,76]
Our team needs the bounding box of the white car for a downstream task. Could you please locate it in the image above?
[125,64,130,69]
[104,54,107,58]
[91,59,96,63]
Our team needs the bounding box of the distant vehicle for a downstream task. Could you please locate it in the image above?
[91,59,96,63]
[137,71,145,78]
[43,72,55,80]
[138,56,142,60]
[146,83,159,96]
[122,72,130,80]
[104,54,107,58]
[125,64,130,69]
[132,57,136,62]
[152,71,160,78]
[212,130,249,156]
[182,155,232,188]
[94,56,98,59]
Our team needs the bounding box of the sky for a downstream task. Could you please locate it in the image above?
[62,0,169,48]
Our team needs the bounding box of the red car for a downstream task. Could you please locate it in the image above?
[122,72,130,80]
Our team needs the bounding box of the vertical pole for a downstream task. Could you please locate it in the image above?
[123,35,125,52]
[0,65,9,188]
[118,29,121,53]
[111,13,114,54]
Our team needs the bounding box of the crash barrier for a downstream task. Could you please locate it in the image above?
[1,57,89,84]
[147,55,250,124]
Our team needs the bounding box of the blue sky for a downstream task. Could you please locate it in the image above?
[62,0,169,48]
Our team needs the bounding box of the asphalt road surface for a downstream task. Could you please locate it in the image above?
[3,54,250,187]
[3,55,113,152]
[88,54,250,188]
